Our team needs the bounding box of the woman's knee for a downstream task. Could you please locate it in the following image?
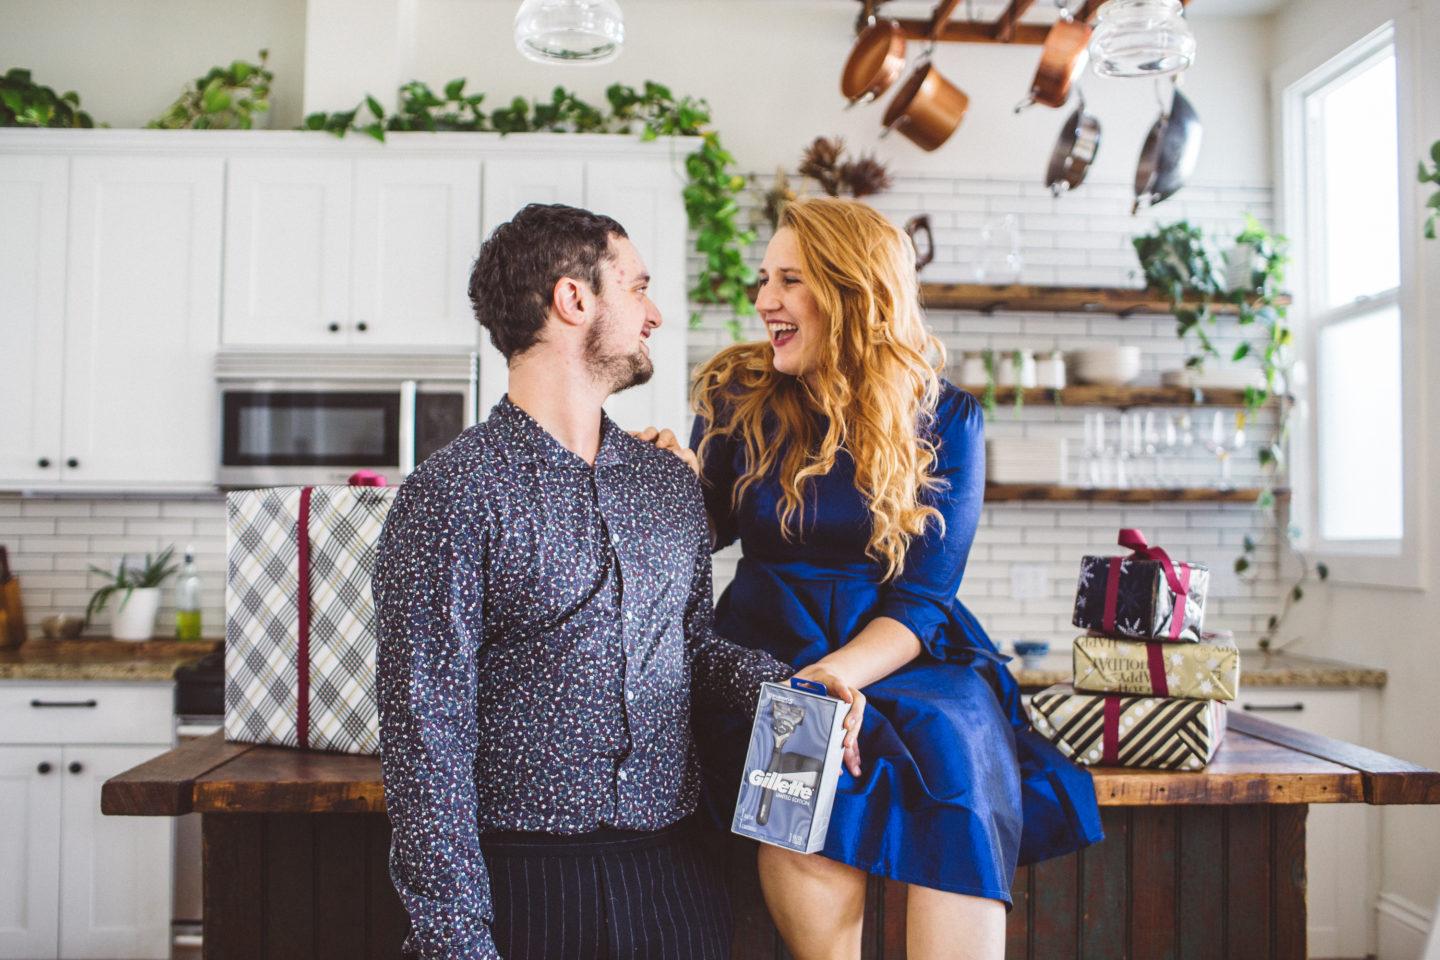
[758,844,863,885]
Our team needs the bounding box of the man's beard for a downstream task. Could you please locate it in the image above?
[583,304,653,394]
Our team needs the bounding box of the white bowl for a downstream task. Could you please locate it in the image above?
[1070,347,1141,386]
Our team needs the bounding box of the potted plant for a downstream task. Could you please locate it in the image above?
[0,68,96,127]
[1421,138,1440,240]
[85,546,178,641]
[147,50,272,130]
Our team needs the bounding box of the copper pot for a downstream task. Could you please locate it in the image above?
[841,18,907,106]
[882,62,969,152]
[1015,13,1092,111]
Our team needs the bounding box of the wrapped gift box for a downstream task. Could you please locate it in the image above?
[1073,633,1240,701]
[225,485,395,755]
[1071,528,1209,641]
[1028,682,1227,771]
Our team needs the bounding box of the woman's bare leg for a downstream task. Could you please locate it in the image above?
[756,844,869,960]
[906,883,1007,960]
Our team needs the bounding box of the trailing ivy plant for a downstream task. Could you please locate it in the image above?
[0,68,96,127]
[148,50,272,129]
[300,80,754,334]
[1132,217,1322,651]
[1421,139,1440,239]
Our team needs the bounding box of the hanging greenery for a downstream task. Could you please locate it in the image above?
[301,80,754,333]
[0,68,96,127]
[1132,217,1324,651]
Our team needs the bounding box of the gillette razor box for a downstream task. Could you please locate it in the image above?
[732,678,850,854]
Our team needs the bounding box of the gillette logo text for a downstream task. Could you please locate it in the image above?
[747,769,814,802]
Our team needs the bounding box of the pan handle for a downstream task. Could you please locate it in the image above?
[1014,93,1037,114]
[905,215,935,272]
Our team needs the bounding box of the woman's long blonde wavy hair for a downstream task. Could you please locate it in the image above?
[692,196,947,581]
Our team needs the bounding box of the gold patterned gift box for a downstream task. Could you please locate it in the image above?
[1072,634,1241,702]
[1028,683,1228,771]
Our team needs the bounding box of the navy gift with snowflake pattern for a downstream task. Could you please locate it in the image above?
[1071,528,1209,642]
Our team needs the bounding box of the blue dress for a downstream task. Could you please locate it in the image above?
[690,382,1104,906]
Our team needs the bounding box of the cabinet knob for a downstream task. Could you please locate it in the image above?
[37,762,52,775]
[66,457,79,469]
[356,322,369,333]
[68,761,83,775]
[37,457,51,468]
[328,322,341,333]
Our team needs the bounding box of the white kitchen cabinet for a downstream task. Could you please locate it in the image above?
[0,156,68,485]
[223,156,481,349]
[61,157,223,489]
[0,155,223,491]
[0,683,174,960]
[1233,686,1377,960]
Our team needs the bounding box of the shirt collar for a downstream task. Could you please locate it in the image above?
[489,395,640,469]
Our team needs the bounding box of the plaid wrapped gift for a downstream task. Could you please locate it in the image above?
[1072,528,1209,641]
[1072,633,1241,701]
[1028,682,1227,771]
[225,484,395,754]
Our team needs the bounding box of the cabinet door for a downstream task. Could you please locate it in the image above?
[223,158,352,347]
[1234,688,1369,959]
[585,158,690,438]
[477,158,585,414]
[62,157,224,488]
[58,745,172,960]
[0,746,62,960]
[0,156,67,487]
[353,158,482,348]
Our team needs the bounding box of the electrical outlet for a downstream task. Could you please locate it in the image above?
[1010,563,1051,600]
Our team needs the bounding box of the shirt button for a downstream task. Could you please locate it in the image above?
[625,690,634,702]
[618,770,628,781]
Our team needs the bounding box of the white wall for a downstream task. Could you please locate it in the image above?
[1,1,1273,187]
[0,0,308,130]
[1269,0,1440,955]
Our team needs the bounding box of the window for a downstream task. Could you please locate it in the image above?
[1280,19,1423,585]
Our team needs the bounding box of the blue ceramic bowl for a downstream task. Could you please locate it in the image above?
[1011,639,1051,667]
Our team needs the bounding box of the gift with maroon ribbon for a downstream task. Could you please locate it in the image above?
[1071,528,1209,642]
[224,483,395,755]
[1027,682,1228,771]
[1071,633,1239,701]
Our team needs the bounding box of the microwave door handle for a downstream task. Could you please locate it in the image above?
[399,380,418,476]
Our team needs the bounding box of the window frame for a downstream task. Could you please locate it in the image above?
[1274,10,1428,589]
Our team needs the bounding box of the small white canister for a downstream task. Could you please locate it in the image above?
[997,351,1037,389]
[958,351,989,388]
[1036,350,1067,389]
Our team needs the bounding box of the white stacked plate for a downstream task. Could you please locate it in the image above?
[1069,346,1142,386]
[1160,366,1265,390]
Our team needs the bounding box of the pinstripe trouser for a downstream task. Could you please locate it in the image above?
[478,819,732,960]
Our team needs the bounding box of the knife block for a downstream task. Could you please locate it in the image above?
[0,578,25,648]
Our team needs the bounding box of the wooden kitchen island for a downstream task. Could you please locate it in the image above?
[104,713,1440,960]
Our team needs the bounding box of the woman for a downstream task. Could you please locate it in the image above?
[662,197,1103,960]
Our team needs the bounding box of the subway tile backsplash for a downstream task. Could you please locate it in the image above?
[1,172,1284,650]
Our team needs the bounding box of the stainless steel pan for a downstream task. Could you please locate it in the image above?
[1133,83,1202,214]
[1045,92,1101,196]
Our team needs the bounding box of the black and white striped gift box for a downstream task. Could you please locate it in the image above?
[1027,682,1228,771]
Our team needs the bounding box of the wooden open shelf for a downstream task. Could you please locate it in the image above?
[986,484,1289,504]
[961,385,1269,408]
[864,0,1192,46]
[920,283,1290,316]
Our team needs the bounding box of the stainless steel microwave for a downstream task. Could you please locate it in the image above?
[215,351,477,488]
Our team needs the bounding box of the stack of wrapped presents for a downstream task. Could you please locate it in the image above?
[1028,528,1241,771]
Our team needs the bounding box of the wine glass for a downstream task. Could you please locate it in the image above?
[1204,410,1247,489]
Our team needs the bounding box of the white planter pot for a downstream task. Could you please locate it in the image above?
[111,587,161,641]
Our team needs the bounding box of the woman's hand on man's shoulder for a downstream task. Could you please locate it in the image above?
[630,426,700,476]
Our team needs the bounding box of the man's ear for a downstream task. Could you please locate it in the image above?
[550,275,594,329]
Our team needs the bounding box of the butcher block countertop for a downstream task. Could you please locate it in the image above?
[0,638,221,681]
[103,712,1440,819]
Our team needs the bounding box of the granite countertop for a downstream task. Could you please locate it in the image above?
[1008,646,1387,690]
[0,638,221,682]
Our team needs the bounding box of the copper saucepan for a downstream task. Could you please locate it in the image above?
[1015,8,1092,112]
[841,18,907,107]
[882,61,970,152]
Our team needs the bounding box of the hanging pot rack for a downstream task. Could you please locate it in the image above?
[855,0,1192,46]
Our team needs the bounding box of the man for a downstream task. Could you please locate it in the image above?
[373,203,861,959]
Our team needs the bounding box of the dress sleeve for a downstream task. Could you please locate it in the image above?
[688,413,741,552]
[873,391,988,663]
[373,479,498,960]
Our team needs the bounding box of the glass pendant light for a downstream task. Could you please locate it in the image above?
[1089,0,1195,78]
[514,0,625,65]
